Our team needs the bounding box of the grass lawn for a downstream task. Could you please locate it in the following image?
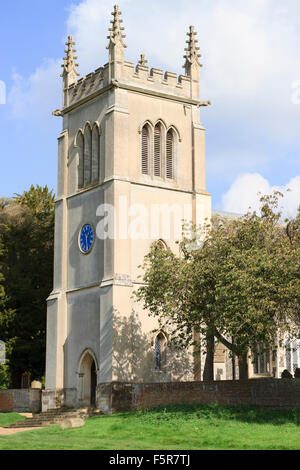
[1,403,300,450]
[0,412,26,427]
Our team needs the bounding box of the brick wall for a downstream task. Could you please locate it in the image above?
[97,378,300,413]
[0,390,14,412]
[0,389,41,412]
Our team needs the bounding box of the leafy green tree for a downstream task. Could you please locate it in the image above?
[136,193,300,380]
[0,185,55,387]
[0,234,12,388]
[284,206,300,332]
[0,238,8,324]
[0,365,10,389]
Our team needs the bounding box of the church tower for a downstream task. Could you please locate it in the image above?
[43,5,211,412]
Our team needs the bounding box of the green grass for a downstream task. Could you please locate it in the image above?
[0,412,25,427]
[1,404,300,450]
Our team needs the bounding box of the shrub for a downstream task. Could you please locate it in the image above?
[294,368,300,379]
[281,369,293,379]
[0,364,10,389]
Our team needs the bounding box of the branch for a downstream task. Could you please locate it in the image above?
[213,328,234,352]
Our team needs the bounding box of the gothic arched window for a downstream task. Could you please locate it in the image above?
[92,124,100,183]
[154,239,167,251]
[77,131,84,189]
[154,123,162,177]
[139,120,179,181]
[166,129,174,179]
[77,122,101,190]
[154,332,166,371]
[141,124,150,175]
[84,124,92,186]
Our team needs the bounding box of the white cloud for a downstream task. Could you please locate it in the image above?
[66,0,115,74]
[8,59,61,119]
[222,173,300,217]
[199,1,300,142]
[8,0,300,130]
[64,0,300,141]
[5,0,300,201]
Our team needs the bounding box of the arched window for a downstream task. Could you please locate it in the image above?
[92,124,100,183]
[141,124,150,175]
[139,120,179,181]
[154,123,162,177]
[154,239,167,251]
[84,124,92,186]
[166,129,174,179]
[154,332,166,371]
[77,131,84,189]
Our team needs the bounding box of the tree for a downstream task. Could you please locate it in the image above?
[284,206,300,332]
[0,235,12,388]
[0,185,55,387]
[136,193,300,380]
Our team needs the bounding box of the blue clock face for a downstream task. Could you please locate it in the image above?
[79,224,95,254]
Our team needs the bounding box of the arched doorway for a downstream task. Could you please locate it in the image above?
[78,350,98,407]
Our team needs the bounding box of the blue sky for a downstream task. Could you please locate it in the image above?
[0,0,72,199]
[1,0,300,216]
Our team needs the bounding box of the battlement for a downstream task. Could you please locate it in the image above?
[124,61,193,99]
[67,66,107,107]
[65,59,195,109]
[57,5,210,113]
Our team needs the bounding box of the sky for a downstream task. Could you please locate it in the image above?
[1,0,300,217]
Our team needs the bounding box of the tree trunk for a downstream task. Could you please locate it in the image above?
[238,353,249,379]
[203,331,214,381]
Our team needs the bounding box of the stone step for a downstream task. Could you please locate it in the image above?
[33,413,86,419]
[9,418,77,426]
[7,421,54,428]
[4,408,102,429]
[33,407,97,417]
[32,411,97,418]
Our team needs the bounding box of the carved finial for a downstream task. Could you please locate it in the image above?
[61,35,79,80]
[183,25,202,73]
[138,54,148,67]
[107,4,127,49]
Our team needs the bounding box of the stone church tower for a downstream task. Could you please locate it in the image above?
[43,5,211,412]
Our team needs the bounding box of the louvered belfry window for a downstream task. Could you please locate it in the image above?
[141,125,149,174]
[154,123,161,177]
[166,129,174,179]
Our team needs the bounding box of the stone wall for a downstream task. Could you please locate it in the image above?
[97,379,300,413]
[41,389,65,412]
[0,389,41,413]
